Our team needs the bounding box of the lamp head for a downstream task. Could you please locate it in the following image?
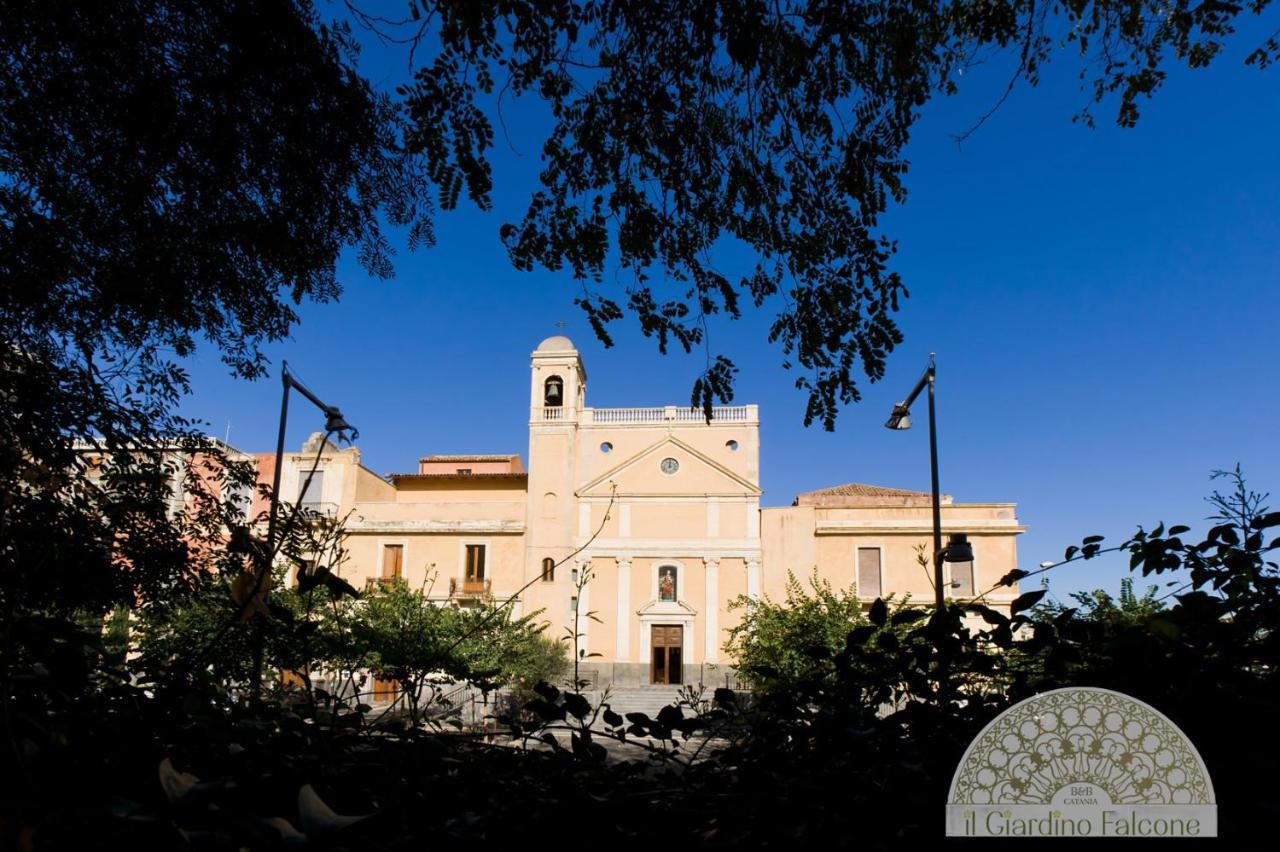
[943,533,974,563]
[324,407,358,443]
[884,402,912,430]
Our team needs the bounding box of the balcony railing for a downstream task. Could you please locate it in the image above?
[536,404,757,424]
[365,576,403,592]
[589,406,666,424]
[584,405,755,425]
[449,577,492,599]
[297,501,340,518]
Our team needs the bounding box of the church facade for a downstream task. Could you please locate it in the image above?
[275,336,1025,688]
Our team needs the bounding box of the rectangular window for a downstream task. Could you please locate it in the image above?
[456,468,472,475]
[382,544,403,580]
[465,544,486,583]
[299,470,324,507]
[570,596,578,612]
[229,478,254,522]
[951,560,975,597]
[167,474,186,519]
[857,547,882,599]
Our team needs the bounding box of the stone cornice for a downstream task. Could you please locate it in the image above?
[345,519,524,535]
[574,537,762,559]
[815,520,1025,536]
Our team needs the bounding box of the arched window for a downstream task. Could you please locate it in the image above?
[658,565,678,602]
[542,558,555,582]
[542,492,557,518]
[543,375,564,407]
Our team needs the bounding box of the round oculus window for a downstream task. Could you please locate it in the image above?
[600,442,613,453]
[660,457,680,475]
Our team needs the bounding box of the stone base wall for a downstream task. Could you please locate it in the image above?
[573,662,742,691]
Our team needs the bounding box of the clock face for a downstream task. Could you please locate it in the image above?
[660,457,680,475]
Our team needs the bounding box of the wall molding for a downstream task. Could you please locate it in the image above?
[346,520,524,534]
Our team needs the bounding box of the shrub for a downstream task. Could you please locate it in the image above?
[725,570,870,691]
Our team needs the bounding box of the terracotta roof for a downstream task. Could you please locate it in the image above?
[419,454,520,463]
[793,482,951,507]
[390,472,528,481]
[803,483,930,498]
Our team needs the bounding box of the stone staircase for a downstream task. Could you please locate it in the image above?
[593,686,687,721]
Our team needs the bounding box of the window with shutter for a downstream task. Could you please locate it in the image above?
[857,547,882,599]
[465,545,485,581]
[382,544,403,580]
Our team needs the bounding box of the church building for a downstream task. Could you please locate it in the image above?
[274,336,1025,688]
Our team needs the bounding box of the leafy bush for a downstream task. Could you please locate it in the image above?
[725,571,869,690]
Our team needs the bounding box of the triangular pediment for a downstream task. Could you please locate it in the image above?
[636,598,697,617]
[577,435,760,497]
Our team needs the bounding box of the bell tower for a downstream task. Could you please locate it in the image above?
[525,336,586,612]
[528,335,585,422]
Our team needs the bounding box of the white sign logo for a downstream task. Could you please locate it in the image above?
[946,687,1216,838]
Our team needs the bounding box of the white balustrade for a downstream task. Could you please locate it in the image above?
[584,405,753,424]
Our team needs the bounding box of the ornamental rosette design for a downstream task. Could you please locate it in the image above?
[949,687,1213,806]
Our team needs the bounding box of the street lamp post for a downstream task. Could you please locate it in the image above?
[265,362,357,561]
[250,362,356,704]
[885,355,973,615]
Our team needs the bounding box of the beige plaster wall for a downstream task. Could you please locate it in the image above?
[354,466,395,501]
[628,503,705,539]
[392,480,528,503]
[760,506,818,597]
[715,501,750,539]
[339,533,526,597]
[583,556,618,661]
[717,557,749,657]
[577,422,758,487]
[587,503,621,538]
[355,499,526,523]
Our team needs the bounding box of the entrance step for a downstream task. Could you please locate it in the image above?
[595,685,686,720]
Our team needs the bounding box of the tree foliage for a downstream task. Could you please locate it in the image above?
[2,0,429,382]
[1,0,432,619]
[139,568,569,725]
[382,0,1276,425]
[725,571,870,689]
[1038,576,1167,625]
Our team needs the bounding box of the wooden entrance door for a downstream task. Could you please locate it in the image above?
[651,624,683,685]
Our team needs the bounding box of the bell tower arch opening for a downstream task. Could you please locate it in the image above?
[543,375,564,408]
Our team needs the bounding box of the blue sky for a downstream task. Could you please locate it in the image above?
[178,10,1280,599]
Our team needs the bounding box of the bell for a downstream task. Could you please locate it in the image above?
[545,380,563,405]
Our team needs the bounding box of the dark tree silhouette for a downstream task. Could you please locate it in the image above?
[2,3,1279,846]
[379,0,1276,426]
[1,0,433,613]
